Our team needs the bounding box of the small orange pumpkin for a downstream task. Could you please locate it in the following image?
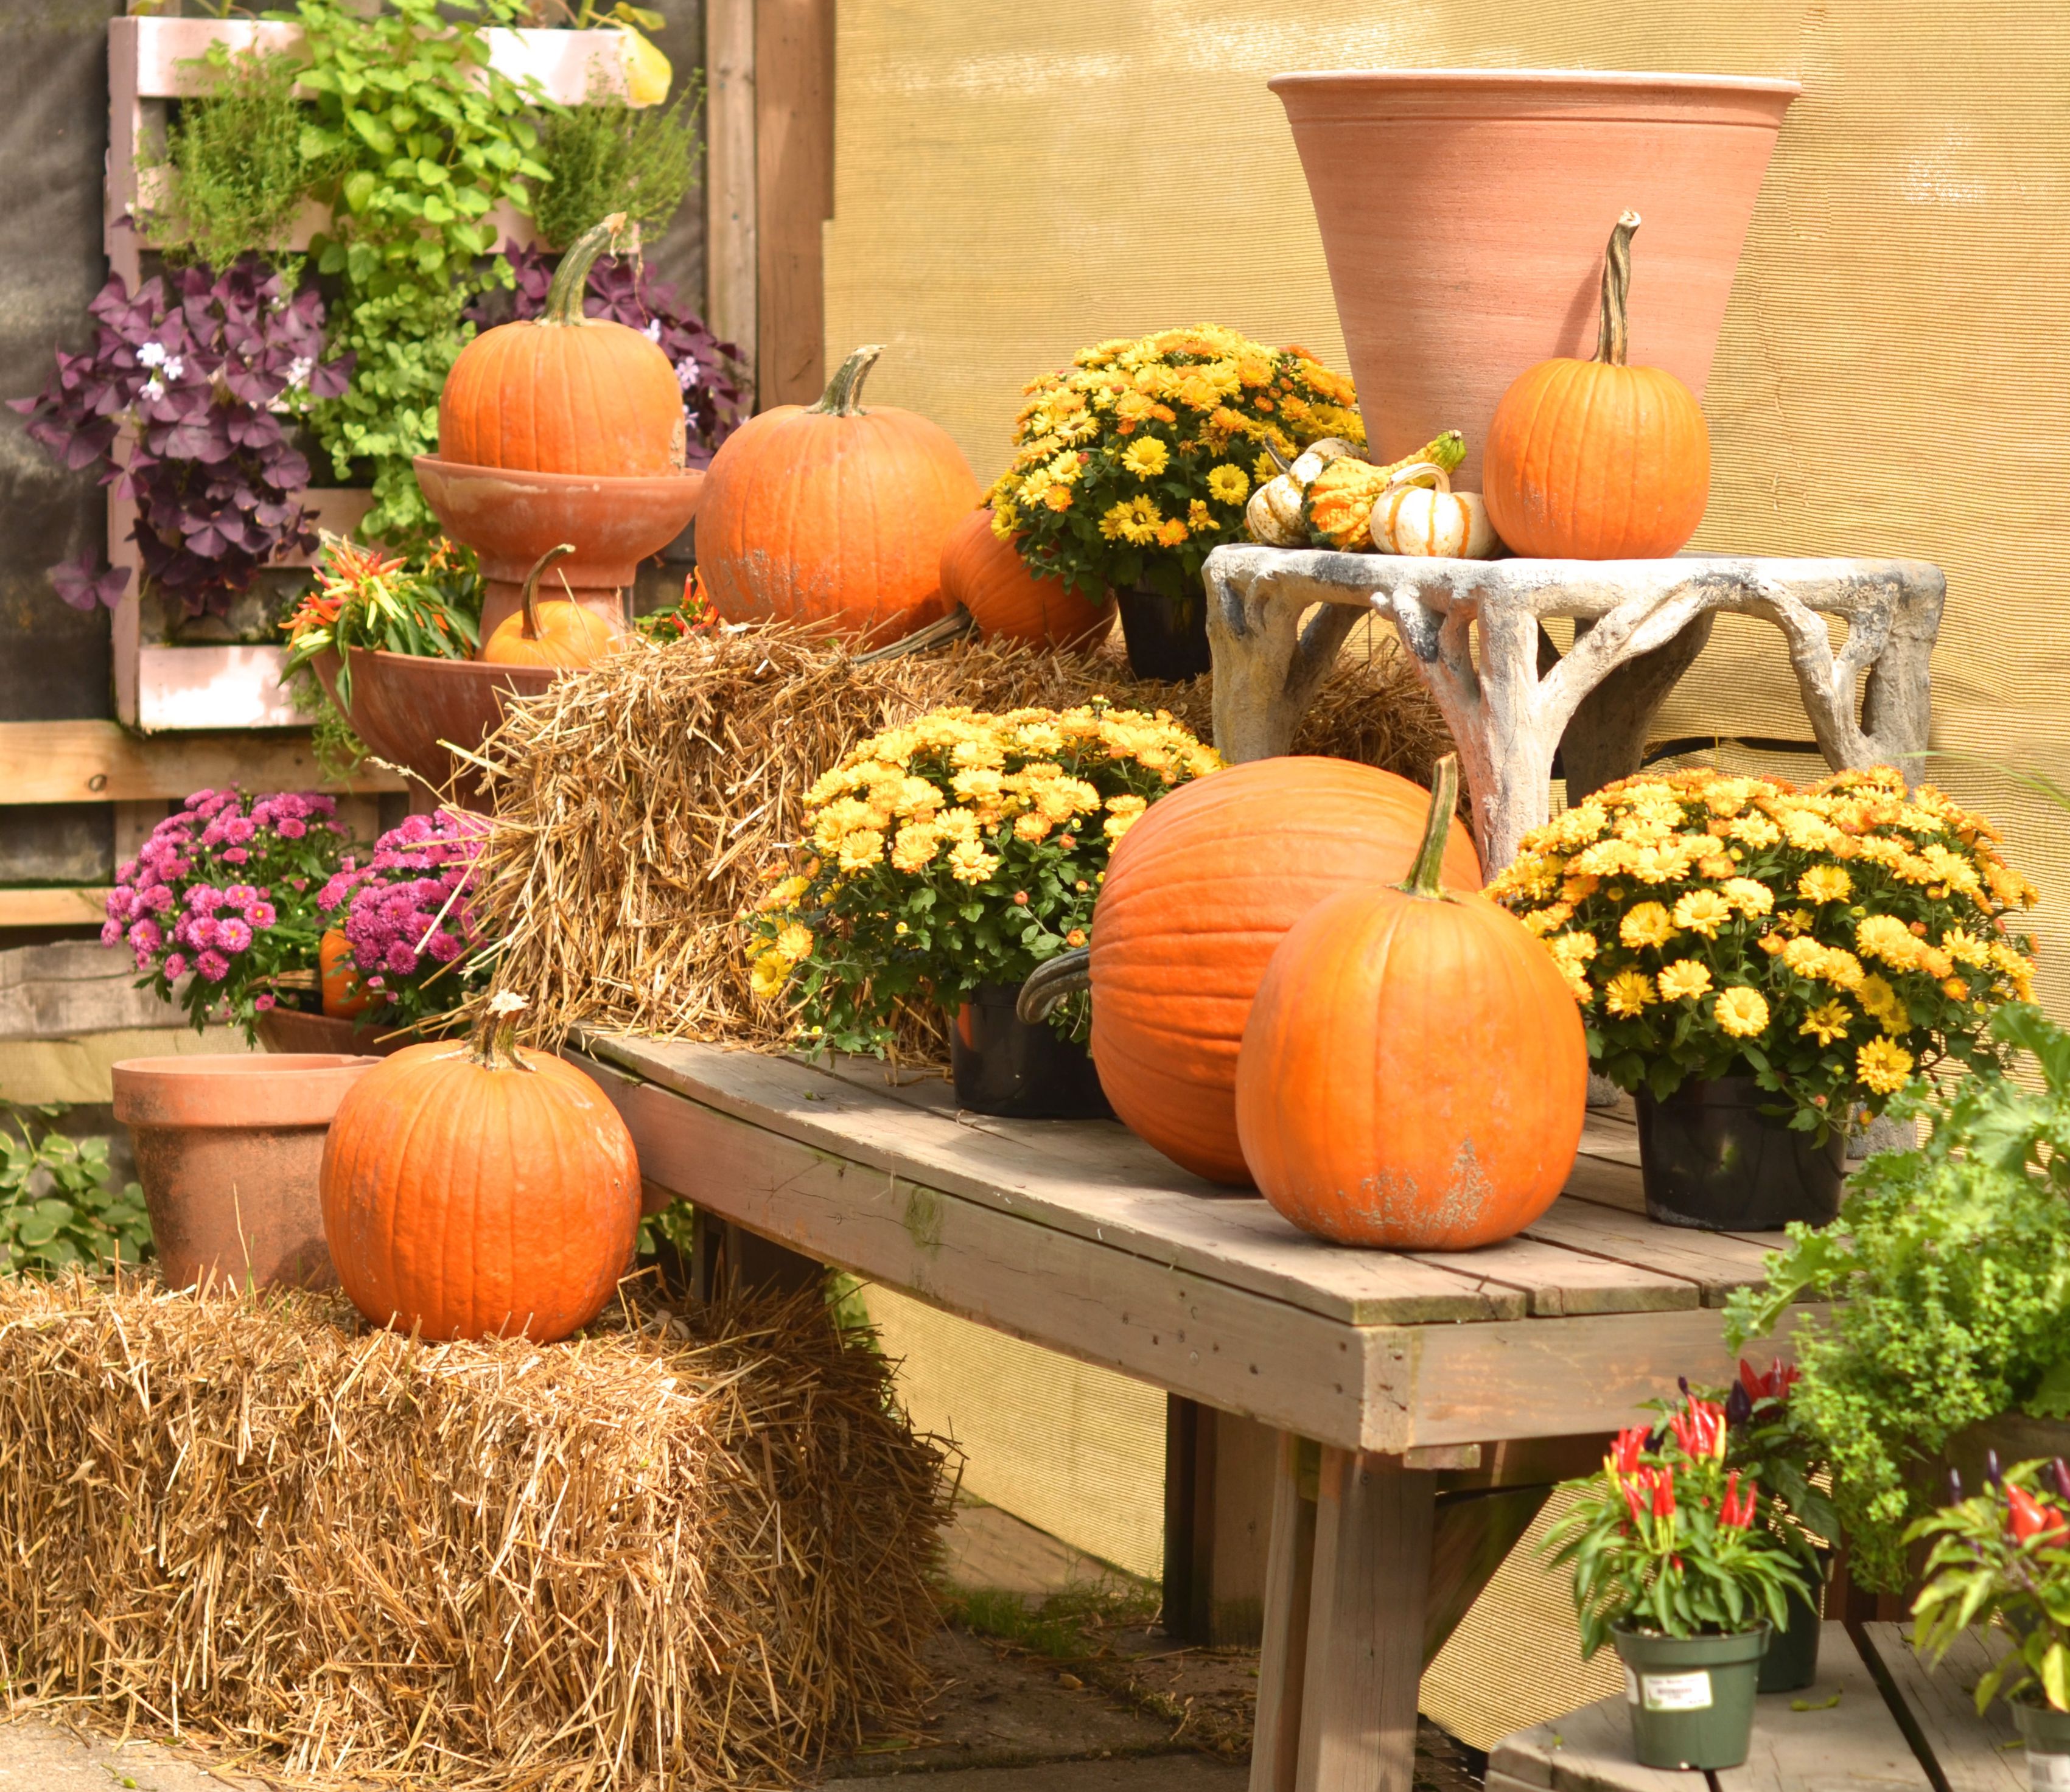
[939,509,1113,651]
[1483,211,1712,560]
[319,927,373,1019]
[481,543,621,668]
[320,993,640,1342]
[438,213,687,476]
[1236,756,1585,1248]
[697,345,982,644]
[1086,756,1481,1185]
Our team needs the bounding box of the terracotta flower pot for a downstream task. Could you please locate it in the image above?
[1270,69,1799,484]
[111,1053,376,1294]
[255,1008,416,1058]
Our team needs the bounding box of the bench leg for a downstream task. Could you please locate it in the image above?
[691,1211,826,1302]
[1252,1434,1437,1792]
[1166,1398,1279,1646]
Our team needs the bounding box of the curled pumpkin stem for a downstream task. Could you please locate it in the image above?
[810,345,884,417]
[1595,210,1642,368]
[472,990,534,1072]
[544,214,633,327]
[518,543,578,641]
[1018,947,1091,1025]
[1398,755,1462,900]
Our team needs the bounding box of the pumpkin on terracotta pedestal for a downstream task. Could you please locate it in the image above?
[696,345,982,645]
[438,213,687,476]
[480,543,620,669]
[939,509,1113,650]
[1235,755,1585,1247]
[320,992,641,1342]
[1483,211,1712,560]
[1065,756,1481,1186]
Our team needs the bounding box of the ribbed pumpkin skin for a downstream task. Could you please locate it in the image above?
[439,318,687,476]
[480,601,619,668]
[320,1042,641,1342]
[319,927,372,1019]
[1089,757,1481,1186]
[1236,885,1585,1248]
[1481,358,1710,559]
[939,510,1113,650]
[699,399,981,645]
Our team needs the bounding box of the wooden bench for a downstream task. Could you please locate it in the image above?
[1490,1622,2026,1792]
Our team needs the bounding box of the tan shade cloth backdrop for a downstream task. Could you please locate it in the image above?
[824,0,2069,1748]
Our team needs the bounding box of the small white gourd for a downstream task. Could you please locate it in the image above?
[1245,437,1360,548]
[1369,462,1502,560]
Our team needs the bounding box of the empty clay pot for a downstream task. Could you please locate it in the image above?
[111,1054,376,1294]
[1270,69,1799,484]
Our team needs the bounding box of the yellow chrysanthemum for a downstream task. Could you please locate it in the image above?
[772,922,814,963]
[1657,959,1714,1002]
[1719,878,1774,918]
[1798,865,1852,904]
[1939,926,1991,967]
[1122,436,1170,478]
[1013,812,1052,842]
[945,840,998,884]
[1799,1000,1854,1046]
[1604,969,1657,1017]
[749,952,791,1000]
[1856,1036,1916,1095]
[1672,889,1733,938]
[1713,986,1771,1039]
[1207,464,1251,504]
[1856,914,1921,971]
[836,828,884,872]
[890,824,940,873]
[1620,902,1676,950]
[1548,931,1599,969]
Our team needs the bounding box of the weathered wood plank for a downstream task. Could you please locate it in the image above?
[0,889,110,929]
[1410,1230,1701,1317]
[1489,1690,1694,1792]
[0,942,172,1038]
[1719,1622,1932,1792]
[1520,1199,1788,1308]
[1858,1622,2023,1792]
[1251,1431,1316,1792]
[703,0,756,378]
[0,720,402,806]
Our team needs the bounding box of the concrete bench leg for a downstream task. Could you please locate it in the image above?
[1252,1432,1436,1792]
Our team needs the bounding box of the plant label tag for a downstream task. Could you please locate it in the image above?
[2031,1752,2070,1792]
[1624,1666,1640,1706]
[1641,1671,1714,1712]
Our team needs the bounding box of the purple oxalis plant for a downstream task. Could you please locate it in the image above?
[13,259,353,619]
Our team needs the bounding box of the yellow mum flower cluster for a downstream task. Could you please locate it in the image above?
[987,325,1363,604]
[1484,764,2038,1130]
[742,702,1220,1055]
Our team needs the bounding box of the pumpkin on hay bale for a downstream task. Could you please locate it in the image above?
[460,618,1456,1059]
[0,1272,950,1789]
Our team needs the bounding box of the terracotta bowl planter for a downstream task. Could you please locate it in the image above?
[313,647,553,811]
[413,455,705,639]
[111,1053,376,1294]
[256,1008,416,1057]
[1270,68,1799,483]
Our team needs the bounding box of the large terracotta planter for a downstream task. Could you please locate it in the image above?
[256,1008,416,1057]
[1270,69,1799,483]
[313,647,553,811]
[413,455,704,639]
[111,1053,376,1294]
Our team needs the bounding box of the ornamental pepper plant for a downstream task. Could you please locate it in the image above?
[1546,1390,1813,1656]
[1485,766,2038,1139]
[987,326,1365,608]
[101,789,355,1040]
[1911,1457,2070,1714]
[743,702,1222,1054]
[318,810,491,1031]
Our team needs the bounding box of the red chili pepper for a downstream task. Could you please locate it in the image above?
[1648,1465,1677,1519]
[1610,1426,1648,1478]
[2005,1485,2067,1544]
[1671,1398,1728,1461]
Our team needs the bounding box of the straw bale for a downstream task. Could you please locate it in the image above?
[0,1274,951,1789]
[466,619,1450,1050]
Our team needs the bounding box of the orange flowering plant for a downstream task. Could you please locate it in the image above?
[1484,766,2038,1137]
[987,324,1363,607]
[744,702,1220,1055]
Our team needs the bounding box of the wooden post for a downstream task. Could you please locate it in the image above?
[704,0,757,383]
[751,0,833,405]
[1164,1401,1279,1647]
[691,1210,825,1303]
[1251,1429,1318,1792]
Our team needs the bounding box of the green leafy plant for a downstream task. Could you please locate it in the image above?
[534,80,702,251]
[1726,1002,2070,1589]
[281,534,483,709]
[0,1110,152,1275]
[1545,1391,1812,1656]
[284,0,552,544]
[1911,1457,2070,1714]
[147,45,337,268]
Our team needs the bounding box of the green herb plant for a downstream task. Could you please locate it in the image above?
[534,77,702,250]
[0,1110,152,1276]
[283,0,553,544]
[1726,1002,2070,1588]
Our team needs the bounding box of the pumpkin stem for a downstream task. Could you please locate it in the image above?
[1016,947,1091,1025]
[471,990,533,1072]
[808,346,883,417]
[1399,755,1461,901]
[1594,210,1641,368]
[1383,460,1452,497]
[517,544,578,641]
[544,214,632,326]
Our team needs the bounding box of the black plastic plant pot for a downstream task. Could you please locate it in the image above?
[1114,585,1211,682]
[1755,1553,1830,1694]
[949,982,1113,1120]
[1612,1624,1769,1771]
[2015,1699,2070,1791]
[1635,1076,1845,1232]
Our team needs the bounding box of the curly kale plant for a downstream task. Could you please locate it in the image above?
[1726,1002,2070,1589]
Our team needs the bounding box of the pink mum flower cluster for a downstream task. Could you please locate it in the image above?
[100,789,350,1033]
[319,811,486,1006]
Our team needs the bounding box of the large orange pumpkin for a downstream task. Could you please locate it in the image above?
[1236,757,1584,1247]
[438,213,687,476]
[939,509,1113,651]
[697,345,981,644]
[320,994,640,1341]
[1482,211,1711,560]
[480,543,620,669]
[1088,756,1481,1186]
[319,927,372,1019]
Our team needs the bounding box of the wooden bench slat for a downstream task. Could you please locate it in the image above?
[1520,1200,1789,1308]
[1858,1622,2023,1792]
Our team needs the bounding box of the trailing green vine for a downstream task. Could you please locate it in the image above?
[284,0,553,545]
